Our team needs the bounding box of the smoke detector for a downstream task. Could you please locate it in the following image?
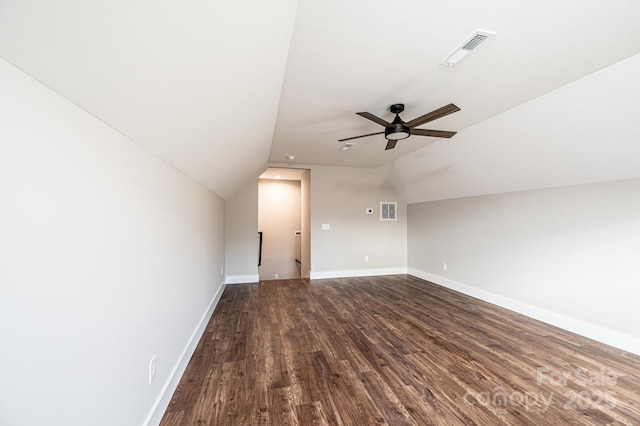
[440,29,496,67]
[340,142,355,151]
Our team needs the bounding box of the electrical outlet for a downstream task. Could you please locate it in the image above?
[149,355,157,384]
[275,274,279,279]
[442,262,448,271]
[364,255,369,262]
[220,266,224,276]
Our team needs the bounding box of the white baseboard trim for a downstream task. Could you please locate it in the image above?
[143,281,226,426]
[225,274,259,284]
[310,267,407,280]
[408,268,640,356]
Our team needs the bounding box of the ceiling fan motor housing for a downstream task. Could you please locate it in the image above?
[389,103,405,114]
[386,104,410,140]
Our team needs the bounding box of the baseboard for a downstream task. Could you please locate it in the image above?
[143,281,226,426]
[408,268,640,356]
[225,274,259,284]
[310,267,408,280]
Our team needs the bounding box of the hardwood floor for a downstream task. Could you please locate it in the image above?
[160,275,640,425]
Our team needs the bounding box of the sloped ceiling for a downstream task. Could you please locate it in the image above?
[1,0,640,201]
[387,53,640,203]
[0,0,298,199]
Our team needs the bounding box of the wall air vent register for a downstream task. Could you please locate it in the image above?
[380,202,397,221]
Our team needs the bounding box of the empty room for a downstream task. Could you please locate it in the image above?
[1,1,639,425]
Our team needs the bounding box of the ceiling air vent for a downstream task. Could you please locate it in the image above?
[461,34,489,50]
[440,29,496,67]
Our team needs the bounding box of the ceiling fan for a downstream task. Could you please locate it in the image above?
[339,103,460,150]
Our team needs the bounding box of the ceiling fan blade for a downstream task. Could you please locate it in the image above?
[338,131,385,142]
[356,112,393,128]
[405,103,460,128]
[411,128,457,138]
[385,140,397,150]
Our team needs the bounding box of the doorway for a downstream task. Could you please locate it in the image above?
[258,168,310,280]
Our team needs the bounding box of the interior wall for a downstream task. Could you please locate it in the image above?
[407,178,640,354]
[225,179,259,283]
[300,170,311,278]
[226,165,407,281]
[310,166,407,277]
[258,179,301,280]
[0,58,227,426]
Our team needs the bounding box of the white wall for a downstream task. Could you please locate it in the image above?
[310,166,407,278]
[225,179,259,283]
[258,179,301,280]
[0,58,226,425]
[300,169,311,278]
[407,179,640,354]
[226,165,407,280]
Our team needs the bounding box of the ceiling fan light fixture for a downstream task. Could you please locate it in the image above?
[385,124,410,140]
[386,104,411,140]
[338,102,459,150]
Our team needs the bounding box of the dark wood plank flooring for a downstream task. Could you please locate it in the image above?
[160,275,640,425]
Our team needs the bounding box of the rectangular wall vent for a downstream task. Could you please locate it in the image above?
[380,202,397,221]
[440,29,496,67]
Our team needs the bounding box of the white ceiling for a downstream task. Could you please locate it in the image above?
[259,167,307,181]
[2,0,640,201]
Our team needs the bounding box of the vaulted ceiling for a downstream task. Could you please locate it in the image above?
[2,0,640,201]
